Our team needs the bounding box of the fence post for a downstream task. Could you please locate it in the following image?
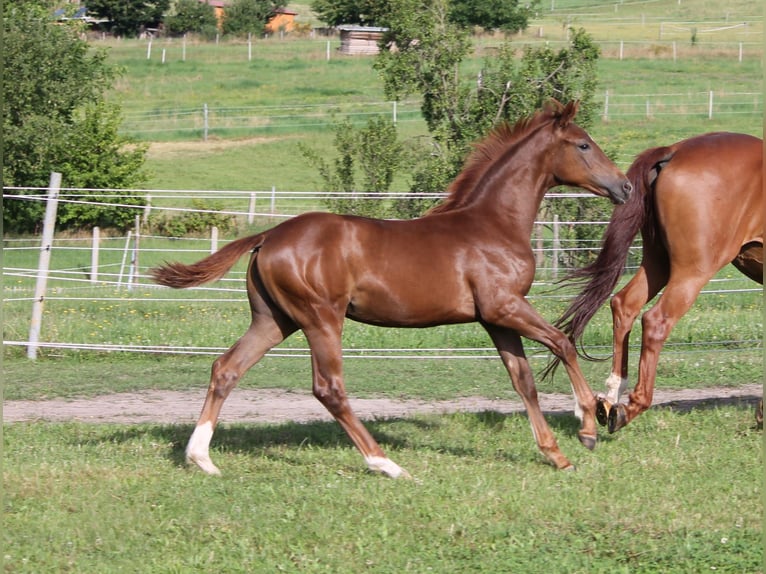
[602,90,609,121]
[552,214,560,279]
[708,91,714,119]
[271,185,276,213]
[211,226,219,253]
[392,100,397,124]
[143,193,152,224]
[91,226,100,284]
[27,172,61,359]
[128,215,140,290]
[248,192,256,224]
[203,103,209,142]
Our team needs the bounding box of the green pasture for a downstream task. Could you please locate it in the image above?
[89,0,763,191]
[3,406,762,572]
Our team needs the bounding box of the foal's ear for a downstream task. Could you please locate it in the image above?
[556,100,580,128]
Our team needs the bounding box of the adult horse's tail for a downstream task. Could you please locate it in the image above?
[542,144,677,375]
[150,232,267,288]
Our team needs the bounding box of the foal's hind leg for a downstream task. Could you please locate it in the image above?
[485,325,575,470]
[301,317,410,479]
[186,317,291,475]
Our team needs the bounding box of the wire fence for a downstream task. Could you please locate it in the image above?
[117,91,763,141]
[3,188,762,360]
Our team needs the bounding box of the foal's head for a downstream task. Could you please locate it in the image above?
[546,100,632,204]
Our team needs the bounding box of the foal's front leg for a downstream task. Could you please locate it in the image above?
[485,325,576,470]
[483,299,599,450]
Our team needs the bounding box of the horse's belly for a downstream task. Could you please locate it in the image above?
[346,284,476,327]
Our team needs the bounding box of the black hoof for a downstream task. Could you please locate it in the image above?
[578,433,597,451]
[595,398,610,427]
[607,404,627,434]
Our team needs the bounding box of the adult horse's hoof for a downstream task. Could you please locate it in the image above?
[595,397,611,427]
[577,432,597,451]
[607,404,628,434]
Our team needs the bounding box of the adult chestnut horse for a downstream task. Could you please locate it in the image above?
[150,101,632,478]
[554,131,763,433]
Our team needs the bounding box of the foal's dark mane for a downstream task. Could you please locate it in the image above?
[426,108,559,215]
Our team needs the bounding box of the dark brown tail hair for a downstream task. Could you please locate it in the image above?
[149,232,267,288]
[540,144,676,378]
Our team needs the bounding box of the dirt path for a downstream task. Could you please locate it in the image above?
[4,384,762,425]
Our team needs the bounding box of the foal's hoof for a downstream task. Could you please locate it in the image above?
[595,397,611,427]
[606,404,628,434]
[577,432,597,451]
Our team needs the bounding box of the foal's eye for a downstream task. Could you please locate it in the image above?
[578,143,591,151]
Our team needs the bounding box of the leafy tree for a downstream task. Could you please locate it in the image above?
[85,0,170,37]
[301,117,408,218]
[311,0,391,27]
[375,1,603,220]
[222,0,287,37]
[448,0,538,33]
[164,0,218,38]
[3,2,148,233]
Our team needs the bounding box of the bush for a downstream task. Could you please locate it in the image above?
[148,200,236,237]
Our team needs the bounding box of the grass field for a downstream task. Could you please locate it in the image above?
[3,406,762,572]
[3,2,764,572]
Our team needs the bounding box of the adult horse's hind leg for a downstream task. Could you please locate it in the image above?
[485,325,575,470]
[606,273,711,433]
[597,251,668,425]
[186,315,293,475]
[301,316,411,479]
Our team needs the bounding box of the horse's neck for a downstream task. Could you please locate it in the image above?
[470,147,551,230]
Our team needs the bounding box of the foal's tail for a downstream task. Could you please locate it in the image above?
[150,232,267,288]
[540,144,676,378]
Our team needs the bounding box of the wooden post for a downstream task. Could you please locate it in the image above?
[248,192,256,224]
[203,103,209,142]
[27,172,61,359]
[211,226,219,253]
[130,215,140,290]
[91,226,100,284]
[552,214,560,279]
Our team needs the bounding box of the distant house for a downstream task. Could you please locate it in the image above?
[338,26,387,55]
[198,0,226,28]
[265,7,298,34]
[197,1,298,34]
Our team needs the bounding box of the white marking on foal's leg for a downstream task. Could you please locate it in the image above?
[365,456,411,479]
[186,421,221,476]
[569,383,584,421]
[604,373,628,404]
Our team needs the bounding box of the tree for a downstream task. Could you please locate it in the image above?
[448,0,538,33]
[164,0,218,38]
[375,0,603,212]
[300,117,408,218]
[3,2,148,233]
[85,0,170,37]
[311,0,391,27]
[222,0,287,37]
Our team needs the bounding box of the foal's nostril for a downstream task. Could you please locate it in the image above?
[623,181,633,195]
